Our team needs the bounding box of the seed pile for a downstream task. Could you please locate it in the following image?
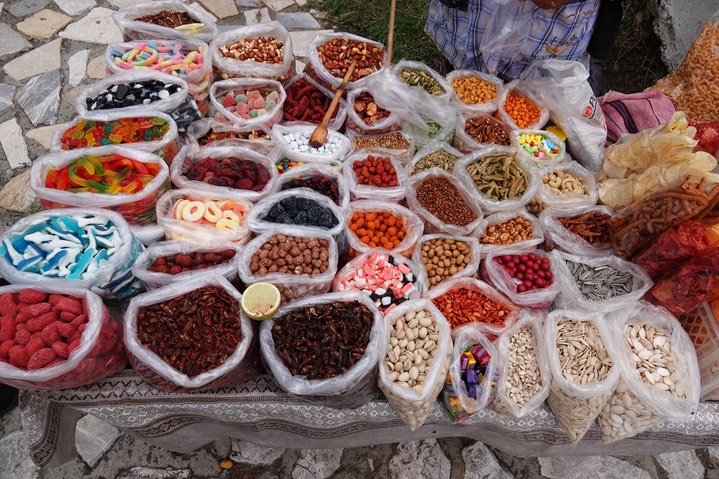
[565,260,634,301]
[398,68,445,96]
[416,177,477,227]
[385,309,440,390]
[505,327,542,407]
[625,323,685,397]
[410,150,460,175]
[420,238,473,288]
[557,318,612,384]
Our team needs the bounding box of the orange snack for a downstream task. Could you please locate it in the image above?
[504,92,540,129]
[349,211,406,250]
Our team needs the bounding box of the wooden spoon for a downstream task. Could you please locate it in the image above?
[309,60,357,148]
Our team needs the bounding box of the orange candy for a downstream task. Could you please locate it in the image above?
[504,92,541,129]
[350,211,406,249]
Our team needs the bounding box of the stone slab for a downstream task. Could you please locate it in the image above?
[17,8,72,39]
[292,449,343,479]
[75,414,122,468]
[0,170,37,214]
[68,49,89,86]
[230,440,285,466]
[6,0,50,18]
[295,0,307,8]
[0,3,4,15]
[107,0,147,8]
[189,2,217,21]
[538,456,652,479]
[262,0,294,12]
[87,54,107,79]
[0,23,33,59]
[656,450,706,479]
[388,440,450,479]
[26,124,62,149]
[277,12,320,30]
[16,70,61,126]
[235,0,260,8]
[0,119,32,169]
[3,38,62,81]
[199,0,238,19]
[244,7,272,25]
[53,0,96,16]
[290,29,332,58]
[0,84,16,117]
[59,7,122,43]
[0,430,40,479]
[463,442,513,479]
[115,467,191,479]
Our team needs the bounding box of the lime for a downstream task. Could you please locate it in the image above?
[242,283,281,320]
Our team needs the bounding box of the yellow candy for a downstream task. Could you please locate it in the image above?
[203,201,223,222]
[216,218,240,231]
[181,201,206,221]
[173,199,190,219]
[222,210,240,223]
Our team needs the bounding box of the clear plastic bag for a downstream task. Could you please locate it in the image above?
[444,323,500,422]
[543,309,620,443]
[170,144,279,203]
[238,228,338,304]
[184,118,276,155]
[539,205,614,257]
[407,141,464,176]
[131,239,242,290]
[452,113,512,154]
[124,274,260,392]
[412,234,481,291]
[282,74,347,132]
[155,188,253,244]
[446,70,504,116]
[510,129,567,169]
[550,249,653,313]
[406,168,484,236]
[0,208,144,299]
[476,209,544,254]
[260,290,383,408]
[492,311,550,418]
[52,110,180,164]
[378,299,452,431]
[210,78,285,129]
[343,150,408,203]
[345,200,424,259]
[481,247,560,310]
[455,146,541,214]
[113,0,218,43]
[0,284,126,390]
[598,301,700,443]
[106,39,213,115]
[307,32,386,90]
[272,124,352,165]
[31,145,170,226]
[536,161,598,211]
[210,22,295,83]
[275,162,350,208]
[520,60,607,173]
[496,80,550,131]
[346,130,414,164]
[392,60,454,104]
[478,0,534,76]
[345,86,401,135]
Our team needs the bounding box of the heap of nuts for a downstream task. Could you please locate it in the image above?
[504,327,543,407]
[451,76,498,105]
[464,116,510,145]
[558,211,611,245]
[352,155,399,187]
[543,170,587,196]
[184,156,271,191]
[480,216,534,245]
[353,91,392,126]
[420,238,473,288]
[135,10,197,28]
[398,68,446,96]
[148,250,237,274]
[492,252,553,293]
[598,379,663,442]
[416,177,477,227]
[432,287,512,329]
[625,323,685,397]
[411,150,460,175]
[137,286,242,377]
[385,309,440,390]
[219,36,285,64]
[317,38,384,82]
[354,132,411,151]
[249,234,330,276]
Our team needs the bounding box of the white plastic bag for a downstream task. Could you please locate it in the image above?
[31,145,170,226]
[124,274,260,392]
[598,301,700,443]
[406,168,484,236]
[539,205,613,257]
[113,0,218,42]
[307,32,385,90]
[282,74,347,132]
[346,129,415,164]
[481,247,560,310]
[260,290,383,408]
[446,70,504,116]
[131,239,242,290]
[345,200,424,259]
[492,311,550,418]
[184,118,276,155]
[543,308,620,443]
[550,249,653,313]
[272,124,352,165]
[238,229,338,304]
[210,22,294,83]
[378,299,452,431]
[345,86,401,135]
[536,161,599,211]
[0,208,144,299]
[520,60,607,173]
[476,209,544,254]
[455,146,541,214]
[210,78,286,129]
[497,80,550,130]
[170,144,279,203]
[155,188,253,244]
[343,150,408,203]
[392,60,454,104]
[412,234,481,290]
[275,163,350,208]
[510,129,567,169]
[452,114,513,154]
[478,0,534,76]
[407,141,464,176]
[0,284,126,390]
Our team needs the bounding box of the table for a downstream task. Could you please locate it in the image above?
[19,370,719,469]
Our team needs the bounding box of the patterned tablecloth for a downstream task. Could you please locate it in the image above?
[18,370,719,469]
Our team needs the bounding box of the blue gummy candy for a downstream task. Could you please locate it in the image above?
[17,255,43,272]
[67,248,95,280]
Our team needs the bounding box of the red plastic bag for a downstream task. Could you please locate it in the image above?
[688,120,719,158]
[632,220,711,279]
[645,245,719,315]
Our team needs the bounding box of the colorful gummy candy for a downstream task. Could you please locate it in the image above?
[215,88,279,121]
[443,341,498,422]
[45,154,161,194]
[172,197,249,233]
[60,117,170,150]
[517,133,560,160]
[110,41,206,77]
[184,156,271,191]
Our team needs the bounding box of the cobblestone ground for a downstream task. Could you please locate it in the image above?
[0,1,718,478]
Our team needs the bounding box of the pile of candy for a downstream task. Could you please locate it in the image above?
[110,42,206,77]
[216,88,279,121]
[281,131,344,156]
[184,156,271,191]
[516,133,560,161]
[444,341,497,422]
[261,196,338,229]
[493,253,553,292]
[45,154,161,194]
[172,197,249,233]
[60,117,170,150]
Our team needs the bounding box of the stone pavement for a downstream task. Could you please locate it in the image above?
[0,1,718,478]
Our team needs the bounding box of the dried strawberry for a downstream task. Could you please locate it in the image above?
[14,329,31,346]
[26,335,46,355]
[21,302,52,318]
[51,342,69,359]
[0,294,17,316]
[0,316,15,342]
[0,339,15,360]
[8,345,29,368]
[27,348,56,370]
[41,323,60,345]
[55,298,83,315]
[56,322,74,338]
[18,289,47,304]
[27,311,57,333]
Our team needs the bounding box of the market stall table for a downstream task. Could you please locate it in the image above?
[19,370,719,469]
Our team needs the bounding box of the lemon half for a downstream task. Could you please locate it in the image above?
[241,283,281,320]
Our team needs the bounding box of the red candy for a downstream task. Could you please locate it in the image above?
[27,348,57,370]
[352,155,398,187]
[185,156,271,191]
[18,289,47,304]
[493,253,553,293]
